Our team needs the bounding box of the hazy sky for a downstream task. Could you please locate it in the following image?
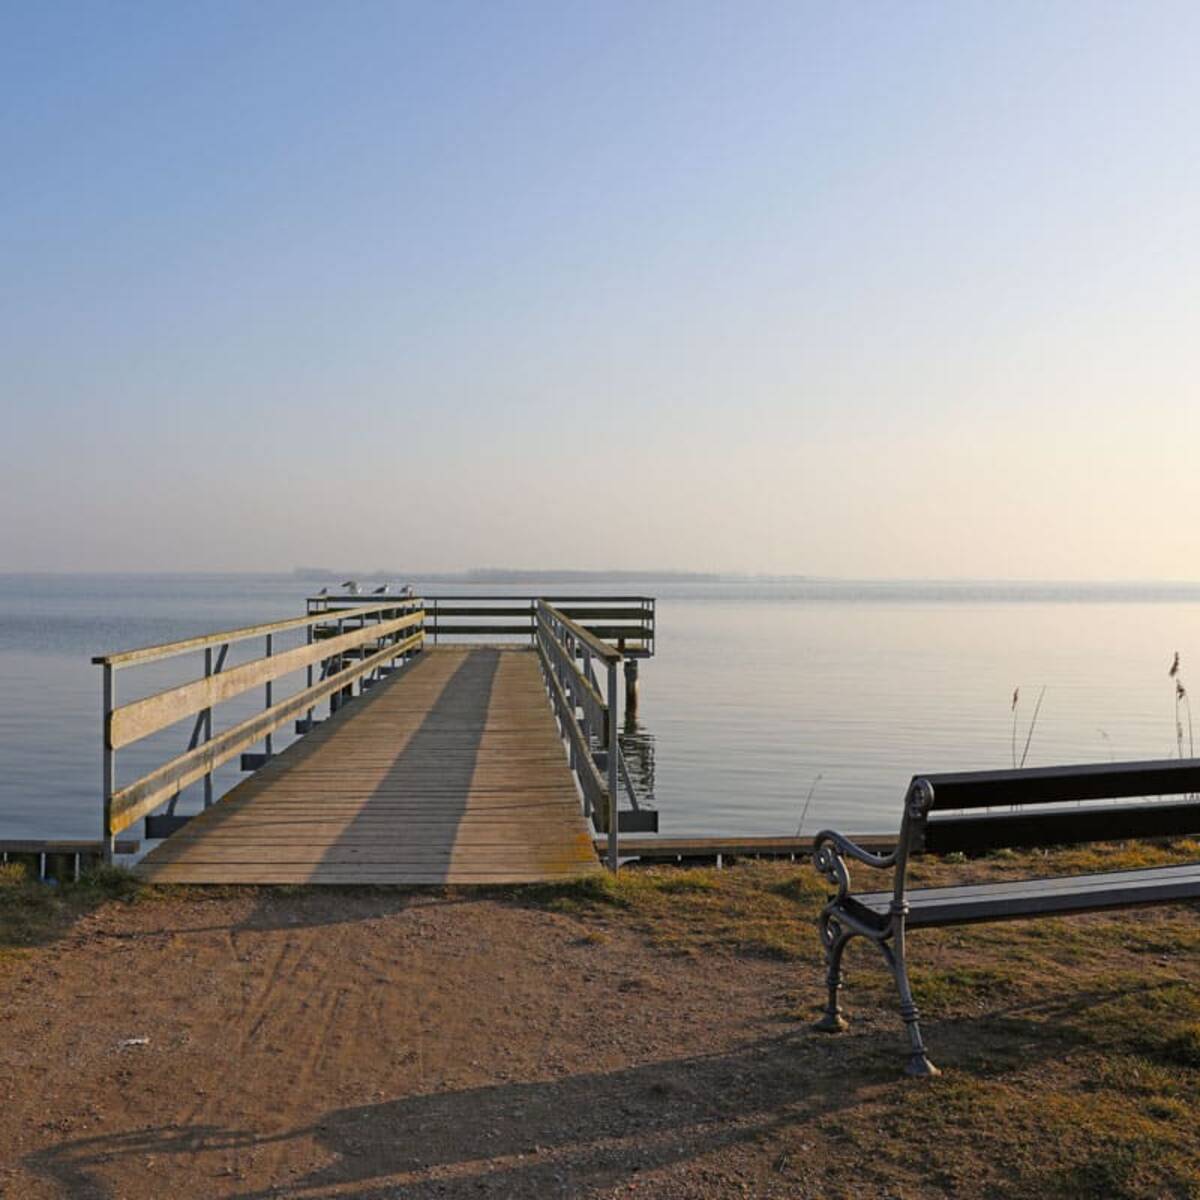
[3,1,1199,578]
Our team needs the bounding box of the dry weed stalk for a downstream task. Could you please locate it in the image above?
[1170,652,1194,759]
[1010,685,1046,769]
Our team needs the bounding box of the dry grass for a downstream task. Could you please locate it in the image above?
[0,860,143,962]
[514,841,1200,1198]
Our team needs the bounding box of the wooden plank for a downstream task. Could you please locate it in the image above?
[602,834,894,859]
[109,632,424,834]
[137,647,599,884]
[578,627,651,643]
[93,600,423,667]
[425,624,534,636]
[553,607,648,621]
[430,605,647,621]
[109,612,424,748]
[428,606,535,618]
[922,757,1200,811]
[923,800,1200,853]
[859,863,1200,927]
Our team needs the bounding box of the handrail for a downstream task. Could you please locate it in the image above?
[538,601,622,664]
[107,610,423,749]
[96,601,426,859]
[93,600,418,667]
[307,594,655,657]
[535,600,632,869]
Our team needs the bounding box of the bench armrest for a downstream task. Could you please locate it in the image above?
[812,780,934,910]
[812,830,897,904]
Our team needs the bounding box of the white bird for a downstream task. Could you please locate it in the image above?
[341,580,360,595]
[402,584,415,598]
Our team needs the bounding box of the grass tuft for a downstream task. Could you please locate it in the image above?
[0,862,143,962]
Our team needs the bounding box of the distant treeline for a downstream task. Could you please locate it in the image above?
[292,566,728,583]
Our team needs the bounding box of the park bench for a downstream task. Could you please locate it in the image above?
[811,758,1200,1076]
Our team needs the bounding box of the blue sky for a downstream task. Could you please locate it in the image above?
[3,1,1199,576]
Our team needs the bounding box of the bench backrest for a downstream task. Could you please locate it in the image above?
[908,758,1200,854]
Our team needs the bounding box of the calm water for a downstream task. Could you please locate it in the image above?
[2,574,1200,843]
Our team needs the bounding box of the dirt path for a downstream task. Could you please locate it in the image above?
[8,855,1200,1198]
[0,888,842,1199]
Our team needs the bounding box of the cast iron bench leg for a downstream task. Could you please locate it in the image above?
[813,911,853,1032]
[881,917,939,1077]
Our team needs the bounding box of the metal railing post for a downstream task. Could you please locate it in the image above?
[102,664,115,864]
[203,648,214,807]
[331,617,344,714]
[607,660,619,871]
[264,633,274,757]
[305,624,315,730]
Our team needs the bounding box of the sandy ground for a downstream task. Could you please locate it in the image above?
[0,887,868,1200]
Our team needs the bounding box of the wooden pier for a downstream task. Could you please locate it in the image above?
[139,648,598,884]
[94,598,656,884]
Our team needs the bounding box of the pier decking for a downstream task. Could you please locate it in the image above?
[139,648,599,884]
[95,597,655,883]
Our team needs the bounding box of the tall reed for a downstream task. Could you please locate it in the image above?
[1010,685,1046,769]
[1170,652,1194,759]
[795,772,823,837]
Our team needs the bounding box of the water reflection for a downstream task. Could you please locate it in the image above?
[619,710,656,805]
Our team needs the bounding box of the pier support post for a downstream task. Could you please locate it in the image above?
[623,658,639,715]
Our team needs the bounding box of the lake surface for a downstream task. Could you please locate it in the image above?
[2,574,1199,843]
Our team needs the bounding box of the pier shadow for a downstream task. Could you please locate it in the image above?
[138,648,501,887]
[22,1033,863,1199]
[315,648,501,882]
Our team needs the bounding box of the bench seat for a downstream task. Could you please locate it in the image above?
[852,862,1200,929]
[812,759,1200,1075]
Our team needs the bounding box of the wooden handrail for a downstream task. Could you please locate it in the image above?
[107,630,423,836]
[97,602,426,857]
[537,601,622,664]
[107,610,423,749]
[309,595,655,657]
[536,610,608,742]
[534,602,622,867]
[537,639,607,819]
[93,599,421,667]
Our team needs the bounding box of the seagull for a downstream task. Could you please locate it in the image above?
[403,584,415,597]
[341,580,360,595]
[372,584,389,594]
[316,587,327,596]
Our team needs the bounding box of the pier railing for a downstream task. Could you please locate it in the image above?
[534,601,654,869]
[308,594,655,657]
[94,600,424,859]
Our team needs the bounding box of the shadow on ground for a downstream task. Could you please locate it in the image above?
[22,985,1137,1200]
[24,1034,857,1199]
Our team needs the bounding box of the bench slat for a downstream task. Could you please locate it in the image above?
[923,799,1200,853]
[920,758,1200,811]
[858,862,1200,927]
